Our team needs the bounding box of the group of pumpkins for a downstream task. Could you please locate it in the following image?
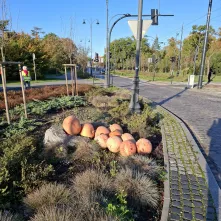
[62,115,152,157]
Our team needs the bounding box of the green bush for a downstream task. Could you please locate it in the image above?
[0,134,54,209]
[0,117,43,138]
[9,96,87,117]
[108,101,129,119]
[123,103,162,139]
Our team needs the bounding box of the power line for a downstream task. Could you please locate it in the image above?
[163,5,221,41]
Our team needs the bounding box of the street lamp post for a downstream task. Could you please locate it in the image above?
[105,0,109,88]
[198,0,213,89]
[83,18,99,77]
[129,0,143,113]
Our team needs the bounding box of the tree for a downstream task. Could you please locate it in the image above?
[31,27,45,39]
[76,45,90,72]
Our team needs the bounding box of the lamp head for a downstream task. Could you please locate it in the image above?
[83,19,86,24]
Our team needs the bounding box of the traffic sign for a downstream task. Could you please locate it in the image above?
[128,20,152,40]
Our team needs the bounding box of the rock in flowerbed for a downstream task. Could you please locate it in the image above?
[44,125,89,148]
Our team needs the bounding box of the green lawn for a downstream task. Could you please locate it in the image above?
[114,70,221,83]
[0,79,62,86]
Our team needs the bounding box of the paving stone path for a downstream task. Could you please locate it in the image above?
[160,109,218,221]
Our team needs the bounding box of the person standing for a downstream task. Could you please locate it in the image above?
[208,68,212,83]
[22,66,31,89]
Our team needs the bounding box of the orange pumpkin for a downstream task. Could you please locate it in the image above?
[80,123,95,138]
[107,136,122,153]
[109,129,122,137]
[95,126,110,137]
[121,133,135,143]
[136,138,152,154]
[109,124,123,133]
[62,115,81,135]
[120,140,137,157]
[94,134,109,148]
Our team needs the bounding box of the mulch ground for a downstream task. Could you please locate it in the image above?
[0,84,93,109]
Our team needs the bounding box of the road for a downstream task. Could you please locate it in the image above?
[113,76,221,188]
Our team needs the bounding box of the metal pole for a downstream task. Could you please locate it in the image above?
[198,0,213,89]
[129,0,143,113]
[178,24,183,75]
[105,0,109,88]
[64,66,69,96]
[18,64,28,119]
[1,65,10,124]
[90,21,93,77]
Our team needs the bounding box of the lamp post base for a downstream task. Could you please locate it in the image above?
[129,76,141,114]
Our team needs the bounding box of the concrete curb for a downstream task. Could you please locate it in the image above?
[158,106,221,221]
[160,125,170,221]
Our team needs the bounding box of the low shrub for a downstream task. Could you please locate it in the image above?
[0,85,93,110]
[0,117,43,138]
[91,96,118,109]
[31,205,117,221]
[0,134,54,209]
[24,183,72,212]
[30,206,74,221]
[72,169,114,202]
[9,96,87,118]
[119,155,162,179]
[0,211,21,221]
[123,103,162,139]
[114,167,160,209]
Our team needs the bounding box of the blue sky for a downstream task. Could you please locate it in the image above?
[6,0,221,56]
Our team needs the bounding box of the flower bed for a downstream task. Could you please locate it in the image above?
[0,86,164,221]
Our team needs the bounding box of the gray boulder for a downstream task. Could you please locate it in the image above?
[44,125,90,148]
[44,125,68,148]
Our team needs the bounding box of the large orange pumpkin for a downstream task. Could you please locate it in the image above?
[80,123,95,138]
[109,124,123,133]
[95,126,110,137]
[94,134,109,148]
[109,129,122,137]
[136,138,152,154]
[121,133,135,143]
[107,136,122,153]
[120,140,137,157]
[62,115,81,135]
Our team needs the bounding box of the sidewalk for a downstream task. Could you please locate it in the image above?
[159,107,220,220]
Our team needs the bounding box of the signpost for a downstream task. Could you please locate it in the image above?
[128,20,152,40]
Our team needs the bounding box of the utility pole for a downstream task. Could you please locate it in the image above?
[198,0,213,89]
[105,0,109,87]
[177,24,183,76]
[129,0,143,113]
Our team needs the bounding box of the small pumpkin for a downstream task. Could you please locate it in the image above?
[107,136,122,153]
[109,129,122,137]
[80,123,95,138]
[94,134,109,148]
[120,140,137,157]
[121,133,135,143]
[95,126,110,137]
[136,138,152,154]
[109,124,123,133]
[62,115,81,135]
